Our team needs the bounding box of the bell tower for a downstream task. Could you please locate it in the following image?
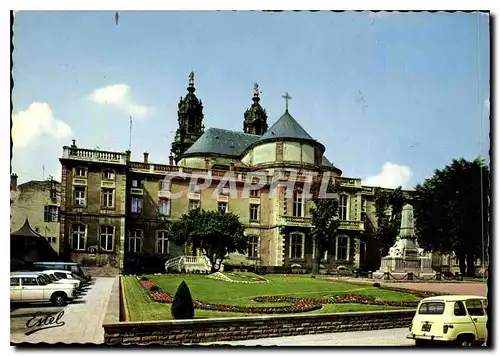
[243,82,268,135]
[171,72,205,159]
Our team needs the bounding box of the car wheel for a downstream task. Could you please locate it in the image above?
[456,336,474,347]
[52,293,67,306]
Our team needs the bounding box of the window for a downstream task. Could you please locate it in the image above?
[131,196,143,213]
[292,190,304,217]
[54,272,67,279]
[101,188,114,208]
[10,278,20,286]
[218,201,228,213]
[466,299,485,316]
[37,275,51,285]
[156,231,169,254]
[21,277,38,286]
[158,199,170,216]
[132,179,140,188]
[71,224,86,250]
[454,301,467,316]
[75,167,87,178]
[418,302,445,315]
[44,205,59,222]
[339,195,349,220]
[336,236,348,261]
[361,198,367,213]
[249,204,260,222]
[129,230,142,253]
[360,241,367,261]
[248,235,259,258]
[102,170,115,180]
[189,199,201,211]
[50,189,57,201]
[100,225,115,251]
[250,189,259,197]
[47,236,57,244]
[159,180,170,191]
[290,233,304,259]
[74,187,86,206]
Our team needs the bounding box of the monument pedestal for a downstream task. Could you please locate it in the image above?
[373,204,436,280]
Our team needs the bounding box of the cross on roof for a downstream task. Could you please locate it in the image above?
[282,92,292,111]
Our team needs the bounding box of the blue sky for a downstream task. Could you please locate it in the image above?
[12,11,490,188]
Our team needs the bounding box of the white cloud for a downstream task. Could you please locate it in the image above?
[362,162,413,189]
[12,102,73,149]
[484,98,490,114]
[88,84,150,117]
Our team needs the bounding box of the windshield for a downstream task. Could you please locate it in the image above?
[418,302,445,315]
[37,275,48,285]
[50,273,61,281]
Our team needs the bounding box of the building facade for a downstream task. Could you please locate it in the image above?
[10,174,62,253]
[58,74,388,275]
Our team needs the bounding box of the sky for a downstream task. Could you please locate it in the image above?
[11,11,490,189]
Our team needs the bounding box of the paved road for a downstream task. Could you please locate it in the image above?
[11,277,115,344]
[209,328,415,346]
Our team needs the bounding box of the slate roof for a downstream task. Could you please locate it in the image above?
[11,218,43,238]
[182,110,335,168]
[258,110,315,142]
[183,128,260,156]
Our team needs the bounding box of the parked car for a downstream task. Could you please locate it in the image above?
[10,272,78,306]
[46,269,86,285]
[407,295,488,347]
[32,262,91,283]
[39,270,81,290]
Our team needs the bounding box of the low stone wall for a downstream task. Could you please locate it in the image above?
[103,309,415,345]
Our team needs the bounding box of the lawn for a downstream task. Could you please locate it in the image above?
[123,274,422,321]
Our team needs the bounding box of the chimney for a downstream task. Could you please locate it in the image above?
[143,152,149,164]
[10,173,18,191]
[125,150,131,163]
[168,154,174,166]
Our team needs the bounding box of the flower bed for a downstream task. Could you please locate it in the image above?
[136,276,420,314]
[150,291,174,303]
[140,280,156,290]
[207,271,269,284]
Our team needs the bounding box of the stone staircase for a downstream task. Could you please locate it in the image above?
[164,255,224,274]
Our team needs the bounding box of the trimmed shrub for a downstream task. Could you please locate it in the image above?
[171,280,195,320]
[140,276,149,281]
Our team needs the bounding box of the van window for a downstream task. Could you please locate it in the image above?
[54,272,67,279]
[21,277,39,286]
[10,278,20,286]
[418,302,445,315]
[454,301,467,316]
[466,300,485,316]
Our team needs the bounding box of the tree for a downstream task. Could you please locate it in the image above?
[372,186,409,256]
[170,208,248,273]
[171,280,194,319]
[413,158,489,277]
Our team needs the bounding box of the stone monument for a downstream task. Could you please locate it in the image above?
[373,203,435,279]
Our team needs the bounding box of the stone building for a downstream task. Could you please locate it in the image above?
[10,174,61,253]
[58,73,386,274]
